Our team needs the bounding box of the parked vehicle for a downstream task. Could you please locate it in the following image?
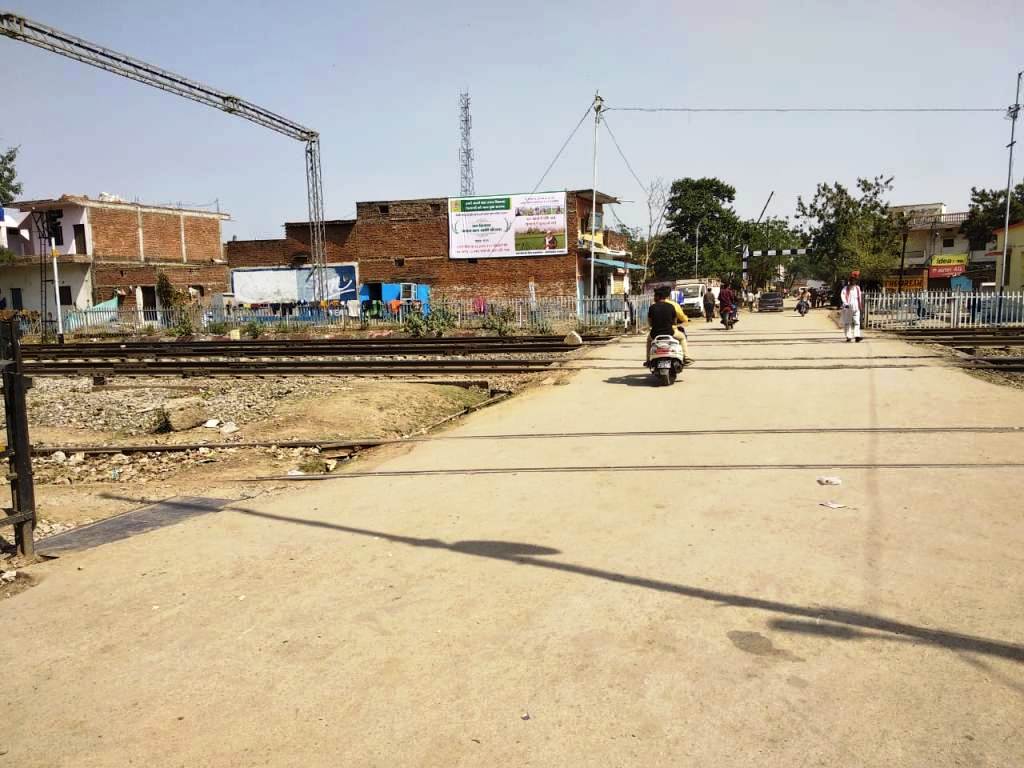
[645,334,685,386]
[673,280,708,318]
[758,291,784,312]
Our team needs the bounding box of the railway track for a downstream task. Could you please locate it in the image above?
[889,328,1024,372]
[20,335,613,377]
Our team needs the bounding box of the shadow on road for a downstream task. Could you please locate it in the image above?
[603,374,656,387]
[217,504,1023,665]
[93,493,1024,666]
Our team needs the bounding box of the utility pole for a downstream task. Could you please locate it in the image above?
[588,92,604,301]
[897,228,909,294]
[694,218,704,278]
[999,71,1021,291]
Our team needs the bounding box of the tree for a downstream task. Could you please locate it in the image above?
[641,177,669,285]
[960,183,1024,250]
[664,177,741,280]
[0,146,23,207]
[796,175,896,285]
[648,232,689,280]
[738,216,805,288]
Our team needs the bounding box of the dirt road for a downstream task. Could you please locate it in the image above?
[4,308,1023,766]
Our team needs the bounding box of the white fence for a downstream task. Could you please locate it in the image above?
[51,294,655,338]
[865,291,1024,330]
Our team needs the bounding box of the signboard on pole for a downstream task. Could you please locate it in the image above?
[928,253,968,278]
[448,191,567,259]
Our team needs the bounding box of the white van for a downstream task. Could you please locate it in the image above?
[673,280,708,318]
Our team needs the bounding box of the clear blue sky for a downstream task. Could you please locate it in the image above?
[3,0,1021,240]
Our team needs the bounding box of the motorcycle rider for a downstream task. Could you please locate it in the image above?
[718,282,737,326]
[647,287,694,365]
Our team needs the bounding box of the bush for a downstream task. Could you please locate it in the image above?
[171,314,194,337]
[243,320,263,339]
[482,306,517,337]
[403,310,428,338]
[527,312,553,335]
[425,302,457,337]
[0,246,15,265]
[205,321,229,335]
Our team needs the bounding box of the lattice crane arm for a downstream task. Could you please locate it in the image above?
[1,11,329,301]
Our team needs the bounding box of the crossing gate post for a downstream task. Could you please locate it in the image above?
[2,317,36,557]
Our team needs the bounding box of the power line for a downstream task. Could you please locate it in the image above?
[601,116,647,195]
[606,106,1004,113]
[531,102,594,193]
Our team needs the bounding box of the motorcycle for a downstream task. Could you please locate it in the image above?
[645,334,685,386]
[721,304,739,330]
[796,299,810,316]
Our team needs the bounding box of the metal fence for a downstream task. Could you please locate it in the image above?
[864,291,1024,330]
[54,294,656,338]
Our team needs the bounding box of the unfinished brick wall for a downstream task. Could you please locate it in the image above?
[183,216,223,262]
[92,263,229,307]
[140,211,182,261]
[89,207,140,262]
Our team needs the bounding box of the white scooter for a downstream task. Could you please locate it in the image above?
[645,334,685,386]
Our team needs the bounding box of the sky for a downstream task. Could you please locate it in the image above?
[3,0,1021,241]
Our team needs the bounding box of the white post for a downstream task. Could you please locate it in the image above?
[50,237,65,340]
[588,93,603,301]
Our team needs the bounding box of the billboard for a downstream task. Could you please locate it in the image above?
[929,253,968,278]
[232,265,358,304]
[449,191,567,259]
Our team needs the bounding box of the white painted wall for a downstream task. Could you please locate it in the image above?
[0,263,93,312]
[1,208,31,256]
[17,204,90,256]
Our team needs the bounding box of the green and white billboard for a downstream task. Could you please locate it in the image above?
[448,191,568,259]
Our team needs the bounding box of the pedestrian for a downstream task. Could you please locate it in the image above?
[841,271,864,343]
[702,288,716,323]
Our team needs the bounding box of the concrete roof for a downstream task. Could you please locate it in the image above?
[12,194,229,219]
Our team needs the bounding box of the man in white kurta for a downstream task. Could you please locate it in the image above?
[840,274,864,342]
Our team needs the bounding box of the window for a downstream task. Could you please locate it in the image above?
[59,285,73,306]
[189,284,205,297]
[10,288,22,311]
[378,204,390,216]
[394,257,405,267]
[73,223,87,254]
[400,282,416,301]
[430,203,441,215]
[942,237,955,248]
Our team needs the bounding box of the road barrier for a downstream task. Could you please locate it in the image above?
[865,291,1024,330]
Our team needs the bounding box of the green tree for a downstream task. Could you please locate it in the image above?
[960,183,1024,250]
[0,146,23,207]
[738,216,805,288]
[796,175,896,284]
[648,232,689,280]
[665,177,741,280]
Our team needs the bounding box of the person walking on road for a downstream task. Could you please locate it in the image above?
[703,289,716,322]
[841,272,864,342]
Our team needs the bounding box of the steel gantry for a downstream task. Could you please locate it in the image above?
[0,11,329,302]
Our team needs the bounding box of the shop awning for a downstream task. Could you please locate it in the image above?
[589,257,645,271]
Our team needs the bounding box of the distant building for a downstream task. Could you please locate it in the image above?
[3,194,229,313]
[225,189,638,307]
[890,203,995,290]
[992,221,1024,291]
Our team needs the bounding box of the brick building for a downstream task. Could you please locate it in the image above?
[3,194,229,312]
[226,189,635,304]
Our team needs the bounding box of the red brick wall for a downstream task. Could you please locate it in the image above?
[351,196,579,298]
[225,195,583,298]
[183,216,222,261]
[92,263,230,307]
[140,211,182,261]
[89,207,140,262]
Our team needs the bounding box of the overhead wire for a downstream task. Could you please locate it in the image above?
[601,115,648,195]
[605,106,1005,113]
[530,102,594,193]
